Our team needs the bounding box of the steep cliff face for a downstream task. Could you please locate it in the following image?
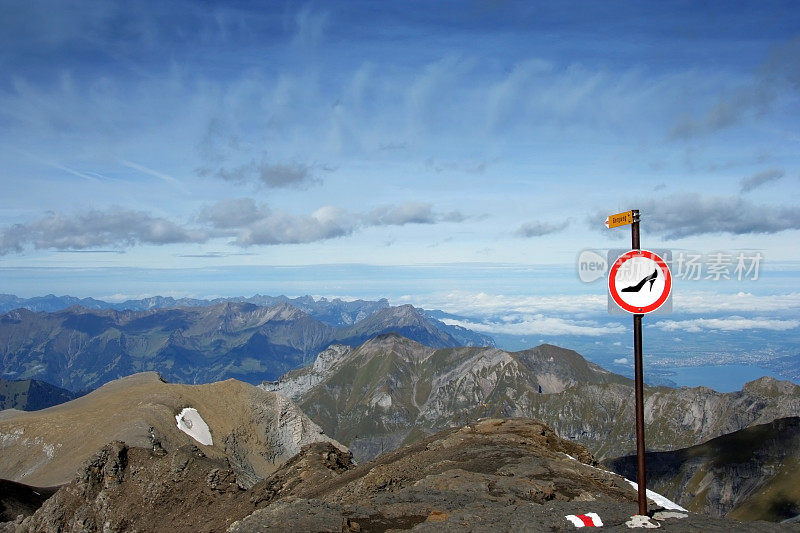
[263,335,800,463]
[606,417,800,522]
[0,372,344,488]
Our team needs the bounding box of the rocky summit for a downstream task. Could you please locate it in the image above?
[5,418,793,532]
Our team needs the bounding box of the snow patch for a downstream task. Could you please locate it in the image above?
[626,480,687,511]
[175,407,213,446]
[562,453,686,512]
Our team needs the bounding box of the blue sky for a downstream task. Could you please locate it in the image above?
[1,1,799,341]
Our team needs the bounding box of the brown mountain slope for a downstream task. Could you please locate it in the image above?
[0,372,343,487]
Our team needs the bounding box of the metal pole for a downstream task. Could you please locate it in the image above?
[631,209,647,516]
[633,313,647,515]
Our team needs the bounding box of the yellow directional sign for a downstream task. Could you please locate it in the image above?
[605,210,633,229]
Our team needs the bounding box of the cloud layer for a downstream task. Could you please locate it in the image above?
[635,194,800,238]
[740,168,785,193]
[0,199,468,254]
[516,220,570,238]
[441,316,626,337]
[654,316,800,332]
[409,291,608,317]
[0,208,207,253]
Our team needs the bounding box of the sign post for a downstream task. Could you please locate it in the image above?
[604,210,634,229]
[606,209,671,517]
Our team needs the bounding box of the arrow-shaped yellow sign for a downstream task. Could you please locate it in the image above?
[605,210,633,228]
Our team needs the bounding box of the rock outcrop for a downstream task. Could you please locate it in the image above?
[229,418,792,532]
[9,418,789,532]
[15,442,251,533]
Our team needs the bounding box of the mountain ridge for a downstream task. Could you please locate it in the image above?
[264,334,800,465]
[0,294,390,326]
[0,302,493,391]
[0,371,344,488]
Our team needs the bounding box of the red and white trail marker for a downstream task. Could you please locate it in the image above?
[565,513,604,527]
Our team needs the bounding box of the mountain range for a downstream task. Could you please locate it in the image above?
[0,302,493,391]
[0,293,493,345]
[264,334,800,464]
[1,336,798,528]
[2,295,799,527]
[0,294,389,323]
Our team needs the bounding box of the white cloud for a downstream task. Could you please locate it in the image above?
[613,357,629,364]
[413,291,607,316]
[364,202,436,226]
[441,315,625,337]
[740,168,785,193]
[674,291,800,313]
[1,198,471,254]
[234,206,355,246]
[515,220,570,238]
[0,208,207,254]
[198,198,265,229]
[634,194,800,239]
[653,316,800,333]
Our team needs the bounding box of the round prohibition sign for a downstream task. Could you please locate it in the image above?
[608,249,672,314]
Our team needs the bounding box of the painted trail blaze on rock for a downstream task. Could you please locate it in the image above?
[566,512,603,527]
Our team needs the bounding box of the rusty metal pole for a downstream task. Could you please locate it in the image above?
[631,209,647,515]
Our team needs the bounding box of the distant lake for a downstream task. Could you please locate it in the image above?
[648,364,785,393]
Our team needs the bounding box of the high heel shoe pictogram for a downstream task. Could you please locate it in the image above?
[621,269,658,292]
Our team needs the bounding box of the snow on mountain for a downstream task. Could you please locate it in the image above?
[175,407,213,446]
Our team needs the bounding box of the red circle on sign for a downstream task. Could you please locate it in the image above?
[608,250,672,314]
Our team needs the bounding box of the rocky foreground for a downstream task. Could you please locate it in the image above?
[4,418,796,532]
